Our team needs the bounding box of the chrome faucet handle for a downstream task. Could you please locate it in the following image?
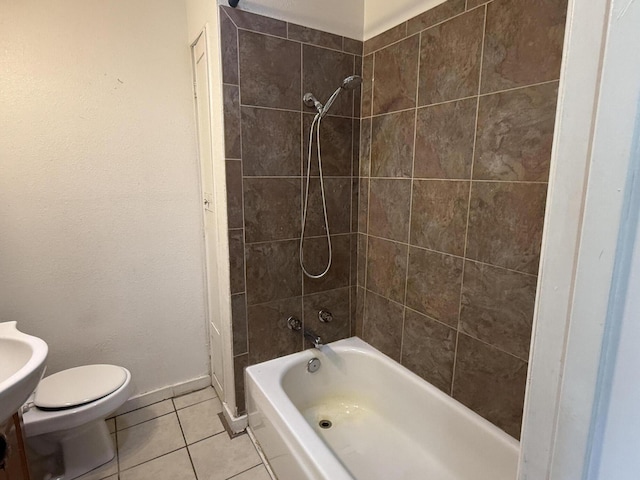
[318,309,333,323]
[287,316,302,331]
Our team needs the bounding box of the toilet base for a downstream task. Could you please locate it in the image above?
[27,419,114,480]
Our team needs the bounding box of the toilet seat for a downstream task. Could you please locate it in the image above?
[35,365,127,409]
[23,366,132,438]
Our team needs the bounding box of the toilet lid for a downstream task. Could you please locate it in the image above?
[34,365,127,409]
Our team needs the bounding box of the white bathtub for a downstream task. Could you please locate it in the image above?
[246,337,519,480]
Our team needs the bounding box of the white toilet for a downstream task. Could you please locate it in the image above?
[22,364,133,480]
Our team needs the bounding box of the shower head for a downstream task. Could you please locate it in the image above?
[341,75,363,90]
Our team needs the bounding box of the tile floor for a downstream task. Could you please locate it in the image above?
[76,387,272,480]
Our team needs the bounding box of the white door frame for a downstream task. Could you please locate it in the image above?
[519,0,640,478]
[190,23,237,419]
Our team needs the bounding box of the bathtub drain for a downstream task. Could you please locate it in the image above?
[319,419,332,429]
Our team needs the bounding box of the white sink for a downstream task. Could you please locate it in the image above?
[0,321,48,424]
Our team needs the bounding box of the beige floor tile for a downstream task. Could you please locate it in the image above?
[117,399,175,430]
[120,448,196,480]
[177,398,225,444]
[173,387,217,410]
[189,433,261,480]
[117,413,185,470]
[76,434,118,480]
[230,464,272,480]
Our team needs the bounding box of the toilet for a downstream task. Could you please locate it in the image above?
[22,364,133,480]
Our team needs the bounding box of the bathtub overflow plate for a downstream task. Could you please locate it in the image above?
[307,357,321,373]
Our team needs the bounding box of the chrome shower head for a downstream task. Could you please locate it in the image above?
[341,75,362,90]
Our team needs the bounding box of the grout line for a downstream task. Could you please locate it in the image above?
[174,410,199,478]
[400,31,422,363]
[246,232,353,247]
[451,3,489,396]
[365,4,485,56]
[225,464,263,480]
[368,177,548,184]
[235,26,353,56]
[363,232,539,277]
[246,285,353,309]
[118,446,187,475]
[116,410,176,432]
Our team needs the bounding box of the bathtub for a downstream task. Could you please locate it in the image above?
[246,337,519,480]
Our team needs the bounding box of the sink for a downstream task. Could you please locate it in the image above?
[0,321,48,424]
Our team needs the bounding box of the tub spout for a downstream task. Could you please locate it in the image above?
[304,328,323,348]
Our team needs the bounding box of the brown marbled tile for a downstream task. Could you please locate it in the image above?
[239,30,301,110]
[350,286,358,337]
[407,0,466,35]
[361,55,374,117]
[410,180,470,256]
[245,240,301,305]
[363,291,404,361]
[373,34,420,114]
[247,296,303,364]
[355,287,365,337]
[453,334,527,438]
[225,160,243,229]
[368,179,412,242]
[467,0,490,8]
[352,119,361,176]
[370,110,415,178]
[418,7,485,105]
[357,234,367,287]
[360,117,372,176]
[228,229,245,294]
[414,98,477,179]
[241,107,301,176]
[350,233,358,287]
[358,178,369,233]
[460,260,537,360]
[243,178,301,243]
[343,37,363,55]
[223,85,241,159]
[288,23,343,50]
[302,234,351,294]
[222,6,287,37]
[351,177,359,233]
[466,182,547,274]
[406,247,463,326]
[364,22,408,55]
[353,58,362,118]
[220,8,239,85]
[303,45,355,117]
[234,354,248,414]
[304,177,352,237]
[231,293,248,355]
[474,82,559,181]
[481,0,567,93]
[303,287,351,346]
[303,114,352,177]
[366,237,408,303]
[401,309,456,393]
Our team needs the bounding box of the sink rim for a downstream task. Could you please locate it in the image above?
[0,321,48,424]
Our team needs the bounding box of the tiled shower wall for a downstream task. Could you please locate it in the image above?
[356,0,567,438]
[219,6,363,414]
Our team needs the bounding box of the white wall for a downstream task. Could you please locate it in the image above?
[217,0,364,40]
[364,0,447,39]
[0,0,210,396]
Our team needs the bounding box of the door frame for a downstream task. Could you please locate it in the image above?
[519,0,640,477]
[190,24,237,419]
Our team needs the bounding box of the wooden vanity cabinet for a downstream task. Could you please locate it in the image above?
[0,413,30,480]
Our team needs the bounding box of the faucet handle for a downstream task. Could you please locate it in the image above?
[287,316,302,331]
[318,309,333,323]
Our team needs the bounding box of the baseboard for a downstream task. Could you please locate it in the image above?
[221,401,248,434]
[114,375,212,415]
